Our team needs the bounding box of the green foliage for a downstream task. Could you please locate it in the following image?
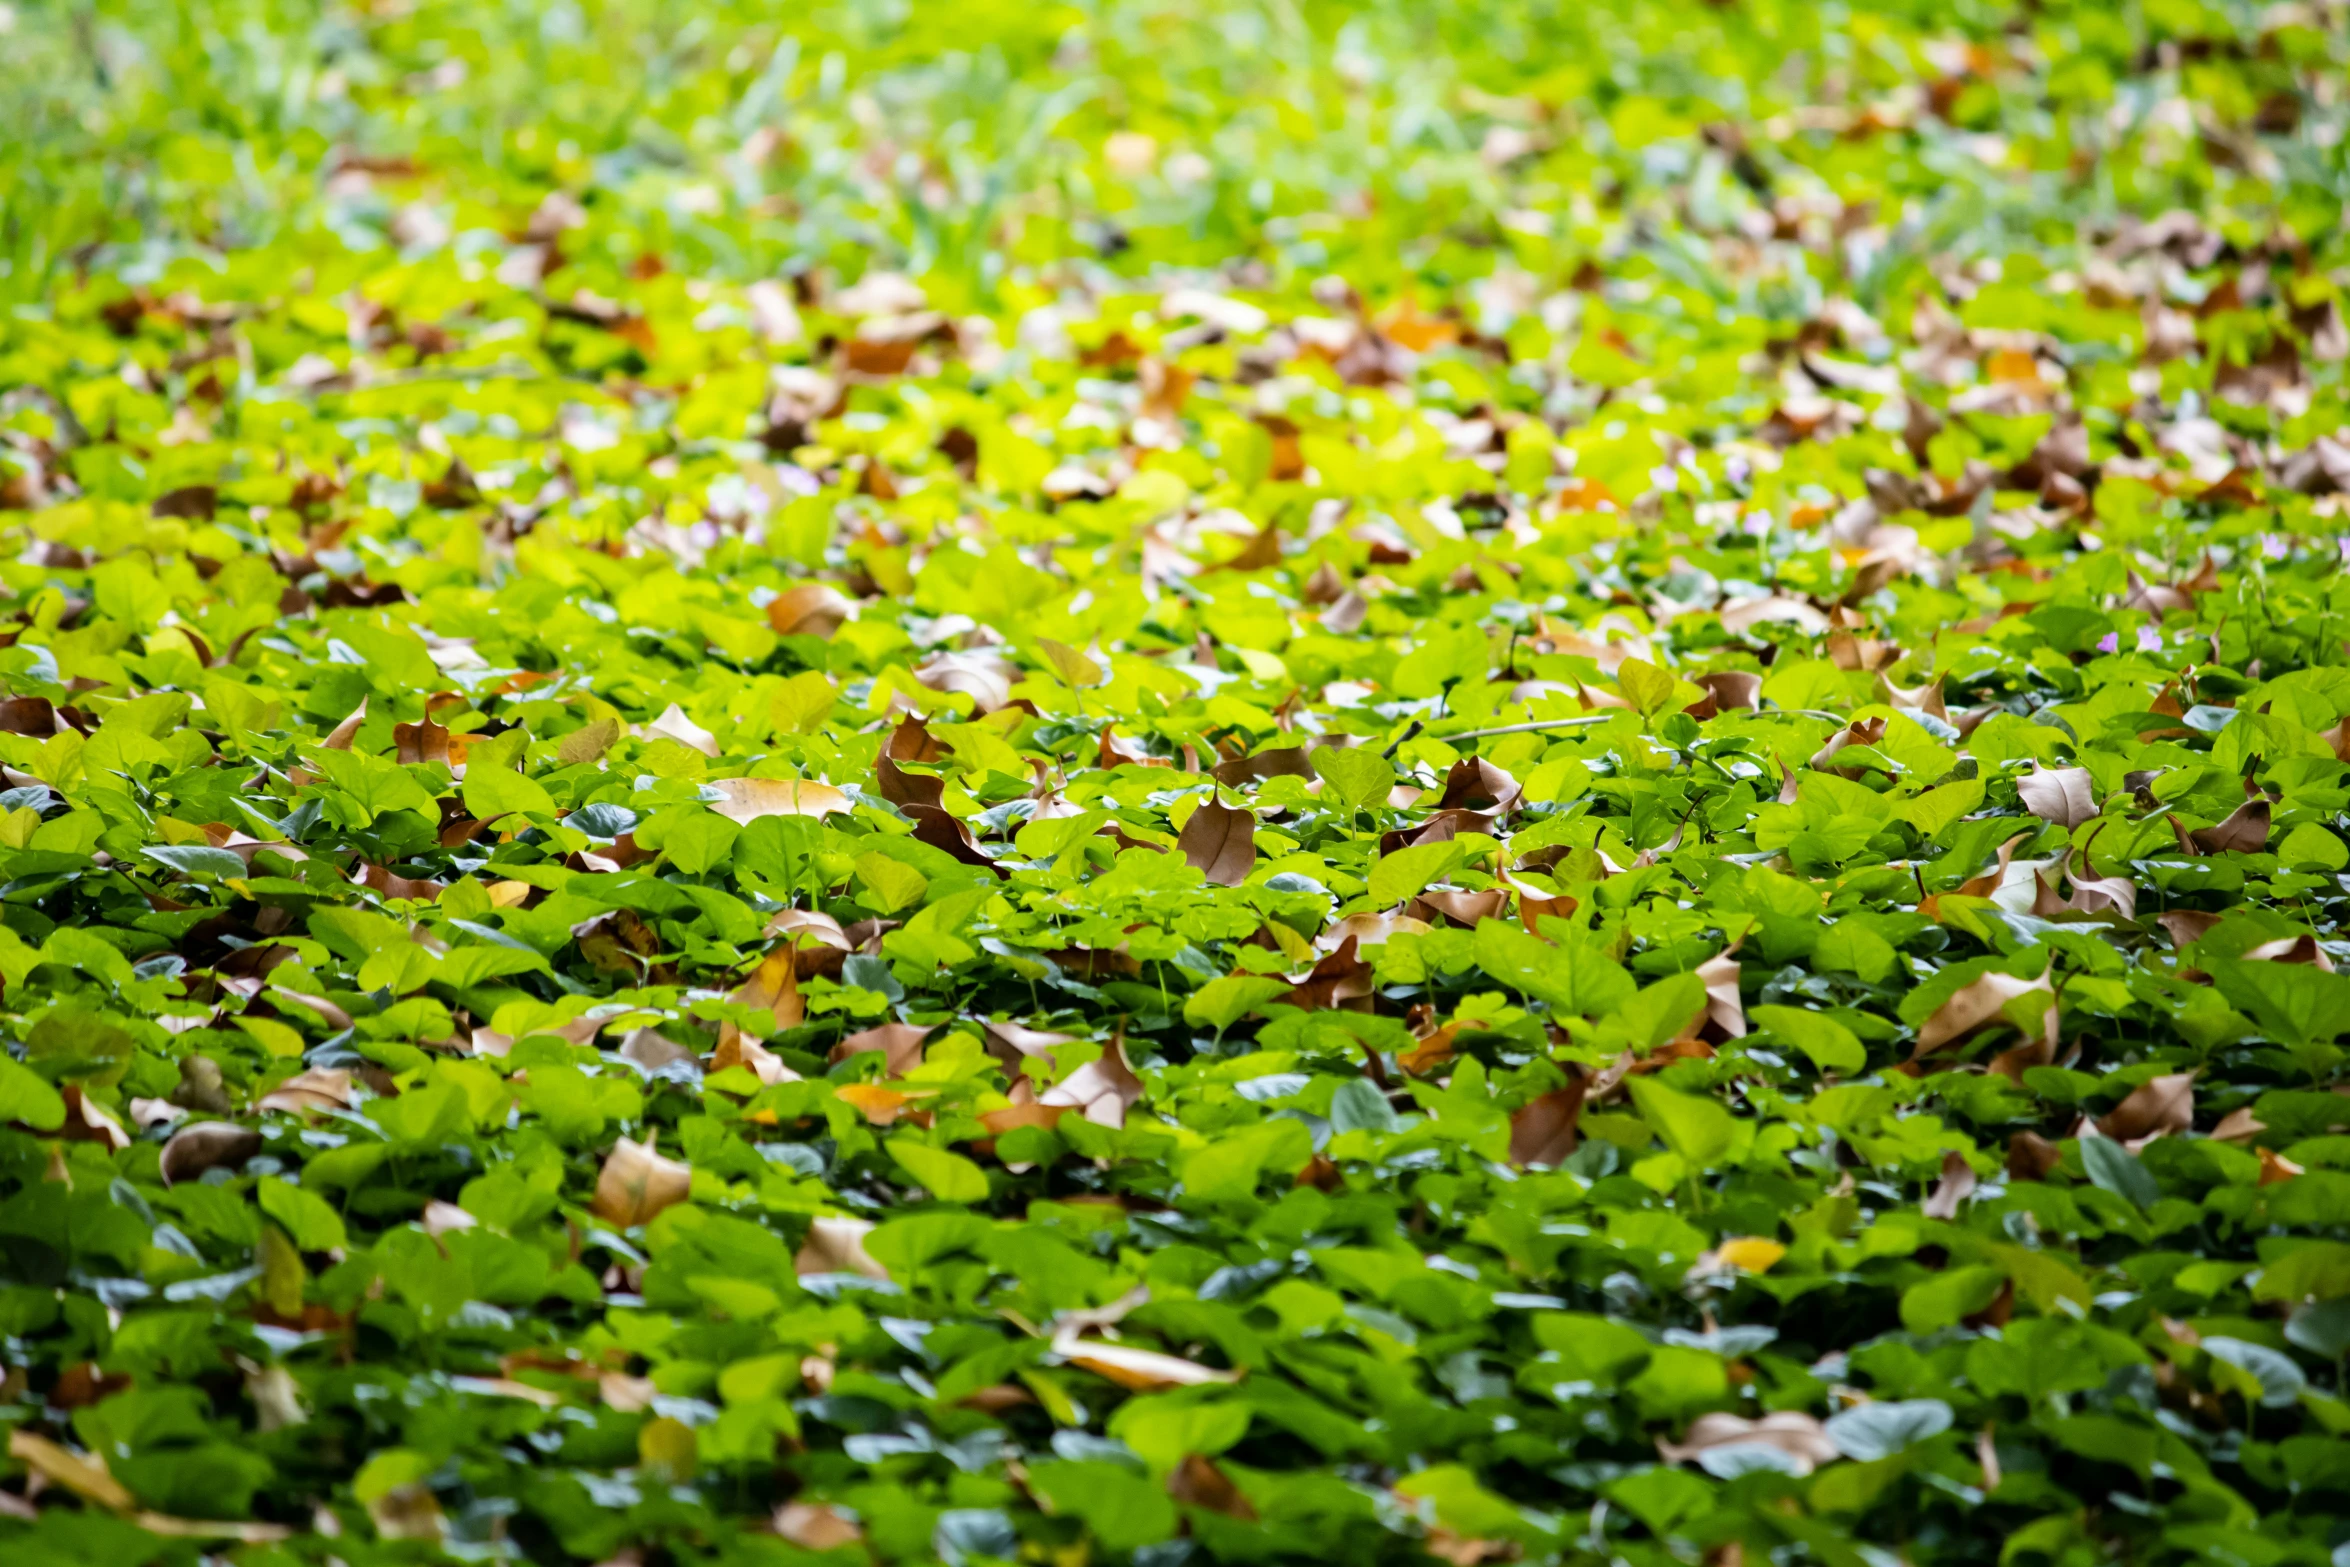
[2,0,2350,1563]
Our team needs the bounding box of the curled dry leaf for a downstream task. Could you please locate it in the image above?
[10,1428,135,1511]
[832,1021,933,1075]
[731,946,805,1031]
[1914,970,2055,1056]
[1922,1149,1978,1220]
[765,583,854,638]
[774,1502,865,1550]
[2189,799,2270,854]
[1178,797,1257,886]
[2015,766,2098,829]
[1658,1411,1840,1476]
[1508,1082,1584,1167]
[711,1029,800,1086]
[795,1215,890,1280]
[1053,1336,1243,1391]
[2008,1130,2063,1182]
[591,1134,692,1227]
[836,1082,920,1125]
[159,1122,262,1186]
[708,776,850,823]
[1697,952,1745,1037]
[256,1066,353,1115]
[1041,1039,1146,1128]
[1169,1453,1258,1520]
[2098,1071,2195,1144]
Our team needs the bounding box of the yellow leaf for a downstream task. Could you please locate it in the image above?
[1035,637,1104,689]
[1714,1236,1787,1273]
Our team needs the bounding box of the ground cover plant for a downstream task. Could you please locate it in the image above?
[4,0,2350,1563]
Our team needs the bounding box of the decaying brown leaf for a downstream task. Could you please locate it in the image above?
[2098,1071,2195,1144]
[1178,798,1257,886]
[1914,970,2055,1056]
[795,1215,890,1280]
[2016,766,2097,830]
[1922,1149,1978,1220]
[591,1134,692,1227]
[1508,1081,1584,1167]
[1657,1411,1839,1476]
[708,775,849,823]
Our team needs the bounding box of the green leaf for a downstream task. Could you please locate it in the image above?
[886,1139,990,1203]
[1626,1076,1739,1170]
[1312,747,1395,813]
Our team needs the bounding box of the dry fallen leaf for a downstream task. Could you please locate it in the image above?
[1508,1082,1584,1167]
[1053,1336,1243,1391]
[1922,1149,1978,1220]
[9,1428,135,1512]
[591,1134,692,1227]
[1040,1039,1146,1128]
[708,775,850,823]
[794,1215,890,1280]
[2015,766,2098,829]
[774,1502,865,1549]
[2097,1071,2195,1144]
[1178,797,1258,886]
[1914,970,2055,1055]
[766,583,854,638]
[1657,1411,1839,1475]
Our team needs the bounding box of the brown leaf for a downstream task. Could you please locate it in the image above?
[2016,767,2098,830]
[1922,1149,1978,1220]
[2190,799,2270,854]
[875,753,944,809]
[159,1122,261,1186]
[8,1428,135,1512]
[1693,671,1763,712]
[832,1022,932,1076]
[710,1030,801,1087]
[256,1066,353,1115]
[1041,1039,1145,1129]
[1914,970,2054,1055]
[915,649,1019,713]
[2210,1106,2266,1144]
[764,909,852,977]
[1178,798,1257,886]
[1808,716,1890,776]
[591,1134,692,1227]
[883,714,951,763]
[982,1020,1079,1078]
[1509,1082,1585,1167]
[1054,1336,1242,1391]
[1281,936,1377,1011]
[732,946,805,1030]
[2260,1148,2304,1186]
[1436,757,1521,815]
[708,775,848,823]
[322,697,368,750]
[1697,953,1745,1038]
[765,583,853,639]
[794,1215,890,1280]
[2098,1071,2195,1144]
[1412,888,1509,927]
[774,1502,864,1550]
[2007,1130,2062,1182]
[1657,1412,1838,1476]
[1168,1454,1258,1520]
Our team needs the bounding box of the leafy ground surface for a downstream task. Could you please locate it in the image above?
[5,1,2350,1564]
